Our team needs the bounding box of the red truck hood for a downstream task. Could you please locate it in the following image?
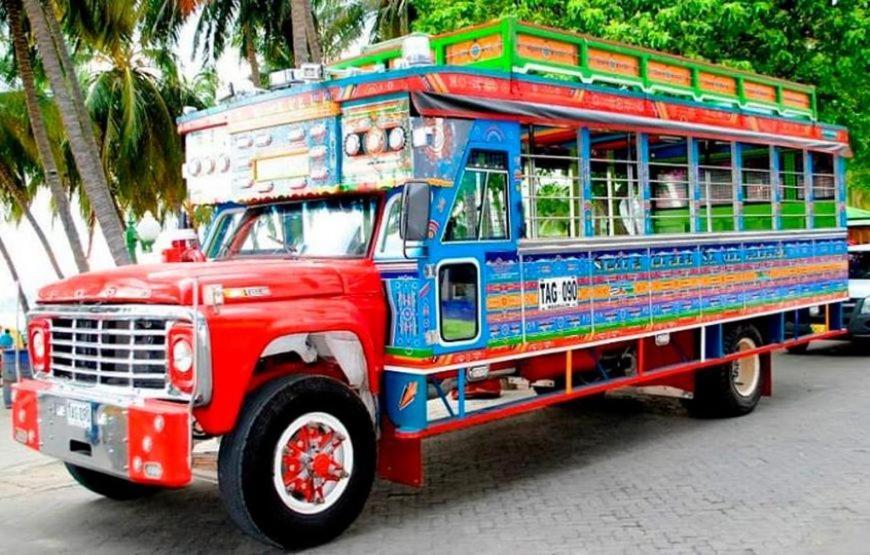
[37,258,379,306]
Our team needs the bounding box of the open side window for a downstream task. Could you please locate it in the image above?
[444,150,509,242]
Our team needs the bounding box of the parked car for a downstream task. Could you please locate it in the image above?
[844,244,870,338]
[787,244,870,353]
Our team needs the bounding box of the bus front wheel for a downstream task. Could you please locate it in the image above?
[218,375,376,550]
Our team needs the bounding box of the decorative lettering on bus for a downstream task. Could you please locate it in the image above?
[538,277,580,311]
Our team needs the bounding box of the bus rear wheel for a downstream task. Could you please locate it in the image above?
[685,325,764,418]
[218,375,376,550]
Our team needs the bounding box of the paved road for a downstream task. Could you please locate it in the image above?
[1,341,869,554]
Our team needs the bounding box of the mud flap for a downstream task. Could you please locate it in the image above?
[761,352,773,397]
[377,420,422,487]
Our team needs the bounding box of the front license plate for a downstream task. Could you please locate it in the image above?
[66,400,92,430]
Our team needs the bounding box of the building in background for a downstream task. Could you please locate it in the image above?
[848,206,870,244]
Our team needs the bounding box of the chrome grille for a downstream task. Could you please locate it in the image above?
[49,315,171,390]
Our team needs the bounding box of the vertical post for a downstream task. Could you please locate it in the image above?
[527,126,538,239]
[579,40,590,80]
[732,142,744,232]
[638,133,652,235]
[639,55,650,90]
[190,277,199,412]
[769,145,781,231]
[606,171,614,236]
[700,325,707,362]
[565,349,573,393]
[637,337,646,374]
[569,163,577,238]
[835,154,847,229]
[457,368,466,417]
[578,127,593,237]
[502,17,516,73]
[803,149,814,229]
[14,281,21,384]
[688,137,701,233]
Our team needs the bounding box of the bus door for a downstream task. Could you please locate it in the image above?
[428,124,521,355]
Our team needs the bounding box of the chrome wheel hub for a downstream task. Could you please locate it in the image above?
[272,412,353,514]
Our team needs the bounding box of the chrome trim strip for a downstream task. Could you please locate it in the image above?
[29,304,196,319]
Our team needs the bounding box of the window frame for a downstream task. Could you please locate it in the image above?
[442,150,512,244]
[373,193,410,261]
[435,257,482,345]
[217,195,380,259]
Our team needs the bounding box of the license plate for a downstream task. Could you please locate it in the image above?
[66,400,92,430]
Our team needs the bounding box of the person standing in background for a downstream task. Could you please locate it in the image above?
[0,329,13,350]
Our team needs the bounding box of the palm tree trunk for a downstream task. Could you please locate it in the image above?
[5,0,88,274]
[85,210,95,258]
[0,164,64,280]
[0,234,30,314]
[290,0,310,66]
[22,0,131,266]
[302,0,322,64]
[242,23,261,86]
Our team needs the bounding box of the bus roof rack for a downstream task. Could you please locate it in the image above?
[330,17,817,121]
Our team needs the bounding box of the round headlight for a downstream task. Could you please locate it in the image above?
[172,338,193,374]
[388,127,406,151]
[218,155,231,173]
[364,129,385,155]
[344,133,361,156]
[32,329,45,358]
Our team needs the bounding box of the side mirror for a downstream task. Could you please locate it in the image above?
[400,181,431,242]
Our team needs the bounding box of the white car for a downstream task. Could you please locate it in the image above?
[844,244,870,338]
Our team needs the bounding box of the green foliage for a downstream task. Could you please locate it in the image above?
[412,0,870,192]
[55,0,215,217]
[193,0,368,70]
[0,1,215,222]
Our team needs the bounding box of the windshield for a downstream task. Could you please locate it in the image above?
[849,251,870,280]
[218,196,379,258]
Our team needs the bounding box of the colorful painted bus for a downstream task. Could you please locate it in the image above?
[12,18,851,550]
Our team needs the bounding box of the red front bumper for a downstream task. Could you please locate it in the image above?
[11,379,192,488]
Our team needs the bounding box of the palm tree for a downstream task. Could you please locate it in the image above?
[0,234,29,314]
[311,0,366,61]
[21,0,131,266]
[371,0,414,42]
[0,162,64,280]
[302,0,321,63]
[63,1,214,216]
[290,0,309,65]
[4,0,88,273]
[86,53,188,216]
[190,0,326,78]
[0,89,71,280]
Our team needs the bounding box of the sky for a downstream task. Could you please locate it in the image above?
[0,12,246,330]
